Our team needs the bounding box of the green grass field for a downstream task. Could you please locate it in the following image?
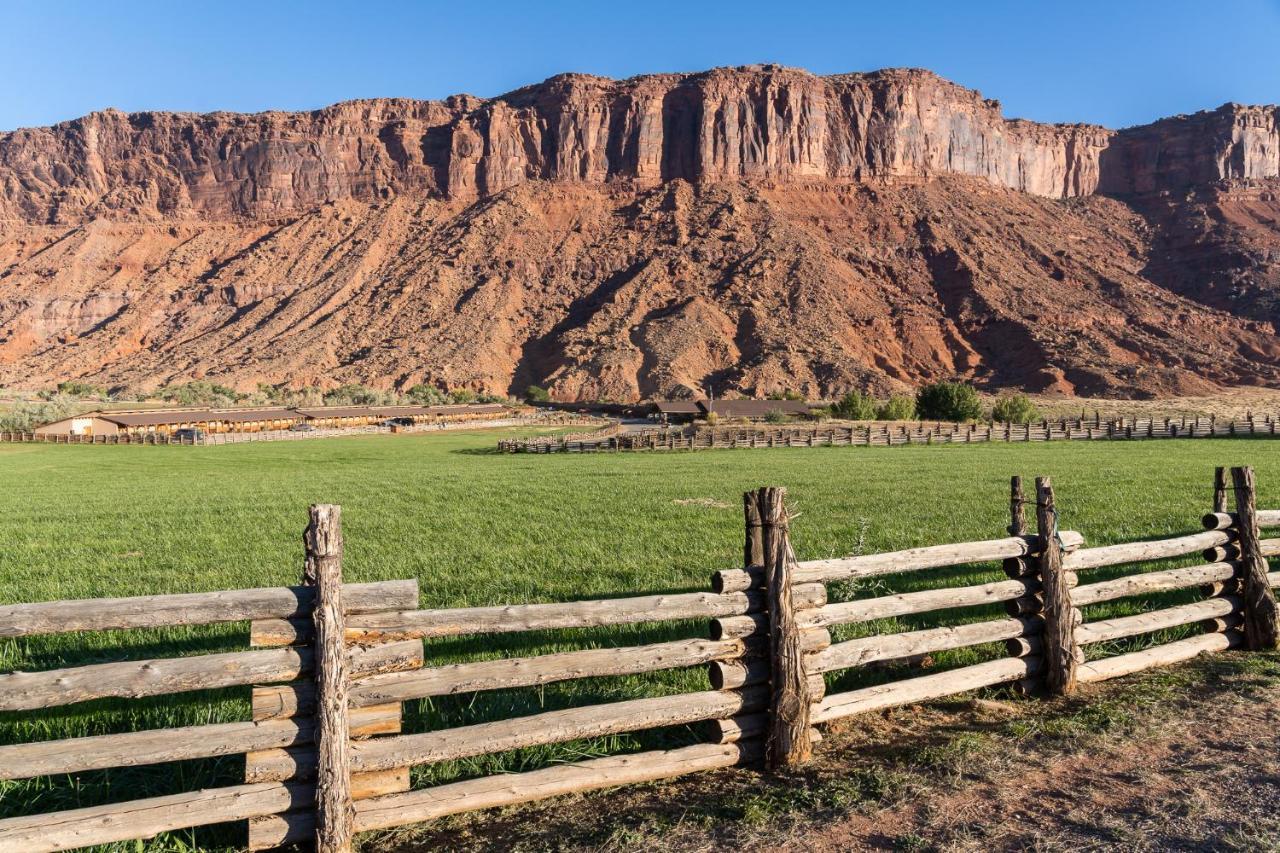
[1,430,1276,851]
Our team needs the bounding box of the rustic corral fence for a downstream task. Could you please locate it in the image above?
[498,414,1280,453]
[0,413,604,447]
[2,466,1278,851]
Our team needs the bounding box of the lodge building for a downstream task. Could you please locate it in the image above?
[32,403,513,437]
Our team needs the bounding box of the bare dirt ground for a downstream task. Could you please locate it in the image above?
[364,651,1280,852]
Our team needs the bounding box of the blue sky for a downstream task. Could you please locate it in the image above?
[3,0,1279,131]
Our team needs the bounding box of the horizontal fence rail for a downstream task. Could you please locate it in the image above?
[2,467,1277,851]
[0,580,417,638]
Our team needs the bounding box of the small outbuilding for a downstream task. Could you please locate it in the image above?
[31,413,130,437]
[652,398,812,424]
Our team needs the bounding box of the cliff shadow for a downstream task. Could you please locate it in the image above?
[508,260,652,395]
[916,223,1052,389]
[661,84,701,182]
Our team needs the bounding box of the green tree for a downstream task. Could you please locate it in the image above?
[152,381,245,407]
[406,384,448,405]
[525,385,552,403]
[831,390,876,420]
[875,395,917,421]
[0,395,76,432]
[449,388,477,404]
[915,381,983,422]
[323,383,389,406]
[990,393,1039,424]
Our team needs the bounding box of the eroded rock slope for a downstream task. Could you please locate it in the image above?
[1,65,1277,399]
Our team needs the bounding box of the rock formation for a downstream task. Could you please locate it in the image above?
[0,65,1278,399]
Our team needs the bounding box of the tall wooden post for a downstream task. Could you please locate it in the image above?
[307,505,354,853]
[1008,476,1026,536]
[744,492,764,570]
[1035,477,1079,694]
[1002,476,1031,578]
[756,487,813,769]
[1213,467,1228,514]
[1229,467,1280,649]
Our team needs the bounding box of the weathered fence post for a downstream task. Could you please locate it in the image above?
[744,491,764,569]
[1035,477,1079,694]
[1229,467,1280,649]
[1003,476,1041,679]
[307,505,354,853]
[755,487,813,769]
[1008,476,1026,536]
[1213,466,1228,514]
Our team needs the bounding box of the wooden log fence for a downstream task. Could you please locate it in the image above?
[2,466,1278,850]
[498,414,1280,453]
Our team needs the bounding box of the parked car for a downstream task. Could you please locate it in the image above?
[289,423,316,432]
[381,417,414,427]
[173,428,204,442]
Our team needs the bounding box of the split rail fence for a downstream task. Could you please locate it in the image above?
[1,467,1278,851]
[499,414,1280,453]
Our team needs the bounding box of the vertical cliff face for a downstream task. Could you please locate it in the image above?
[434,67,1116,203]
[1,64,1279,400]
[0,97,480,222]
[11,64,1276,225]
[1098,104,1280,194]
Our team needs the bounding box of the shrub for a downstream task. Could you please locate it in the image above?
[256,382,285,403]
[831,390,877,420]
[704,412,719,426]
[449,388,477,404]
[763,408,789,424]
[53,381,106,399]
[915,381,982,422]
[991,393,1039,424]
[525,385,551,403]
[766,389,805,401]
[152,381,245,407]
[323,383,391,406]
[0,396,76,432]
[875,395,916,421]
[406,384,448,405]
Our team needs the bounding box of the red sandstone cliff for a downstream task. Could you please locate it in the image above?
[0,65,1278,399]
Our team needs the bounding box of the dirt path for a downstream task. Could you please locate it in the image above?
[366,652,1280,852]
[790,690,1280,851]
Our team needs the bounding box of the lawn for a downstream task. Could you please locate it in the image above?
[0,430,1276,851]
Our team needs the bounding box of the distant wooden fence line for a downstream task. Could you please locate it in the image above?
[0,414,604,447]
[498,414,1280,453]
[2,467,1278,851]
